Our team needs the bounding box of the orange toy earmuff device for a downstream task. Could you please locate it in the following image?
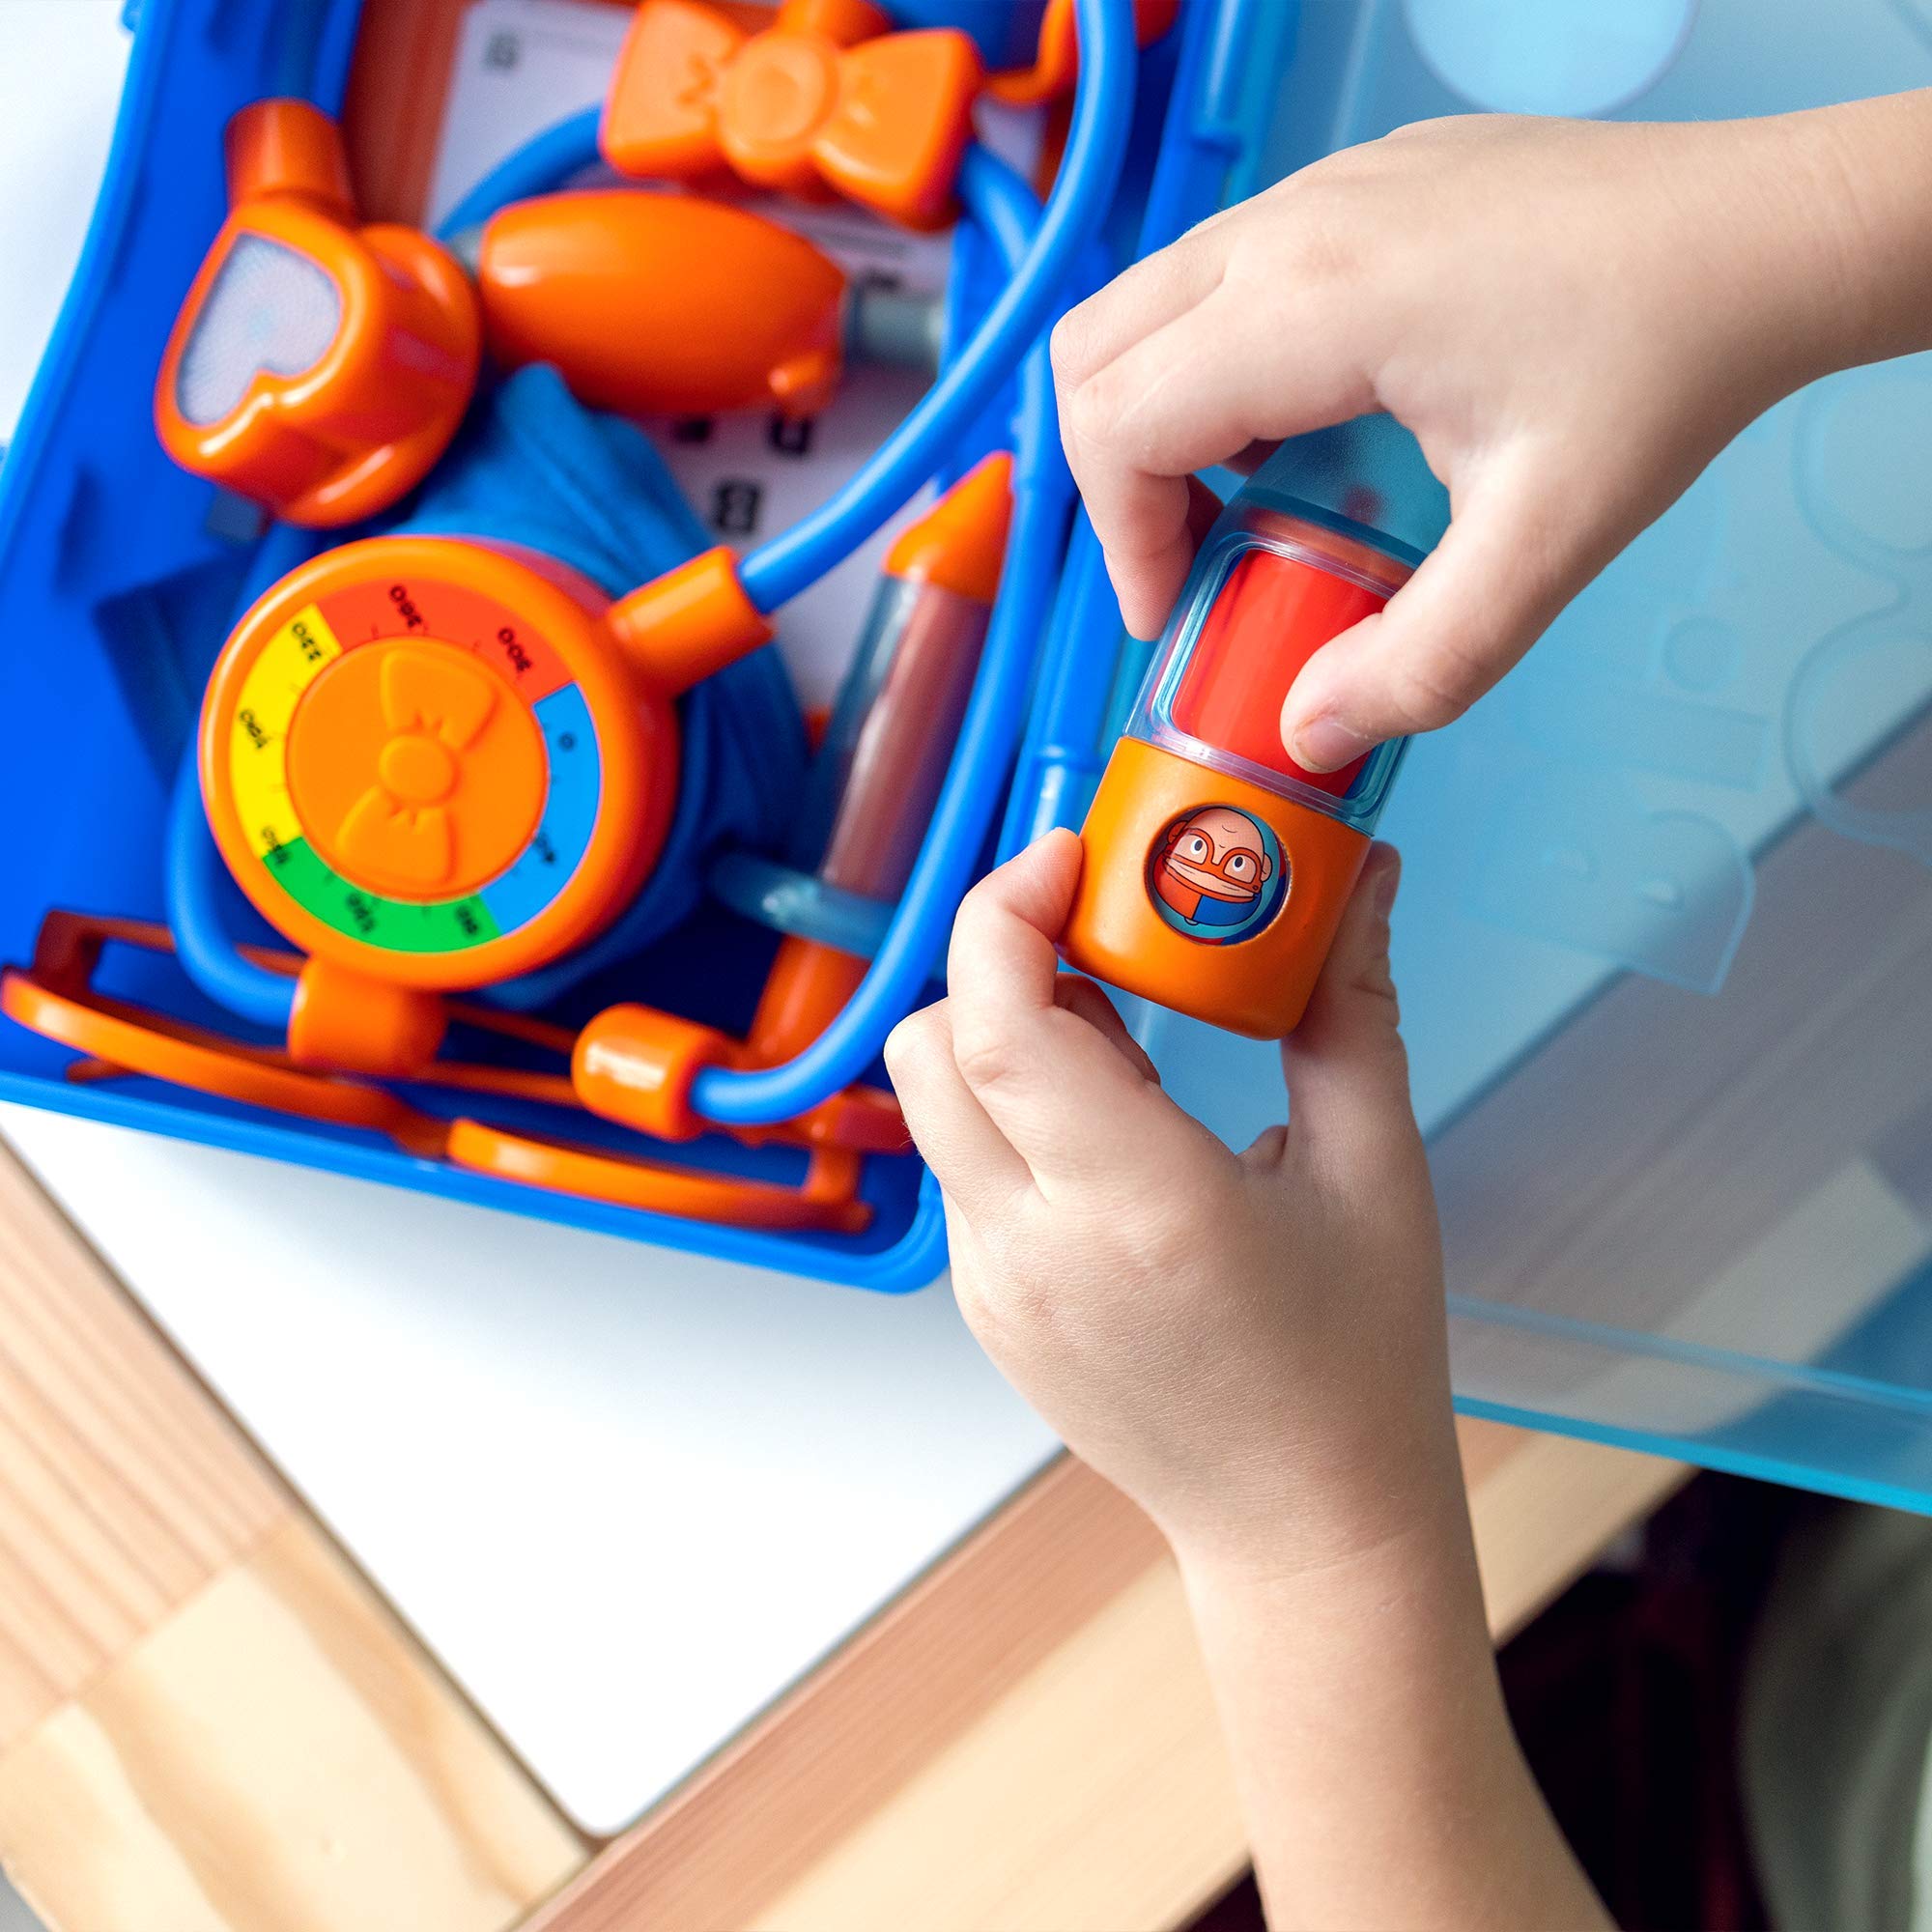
[156,100,480,526]
[1060,435,1445,1040]
[200,535,772,1071]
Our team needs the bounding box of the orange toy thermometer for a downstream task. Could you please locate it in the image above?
[739,452,1013,1065]
[199,532,773,1068]
[602,0,981,229]
[155,99,480,526]
[1060,490,1421,1040]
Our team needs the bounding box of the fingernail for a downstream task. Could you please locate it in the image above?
[1290,713,1372,773]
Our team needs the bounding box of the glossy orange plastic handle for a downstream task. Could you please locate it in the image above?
[446,1123,871,1234]
[0,968,451,1155]
[601,0,981,229]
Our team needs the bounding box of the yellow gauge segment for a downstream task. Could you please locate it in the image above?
[227,602,343,858]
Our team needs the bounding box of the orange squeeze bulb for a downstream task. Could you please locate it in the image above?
[155,100,480,526]
[601,0,982,230]
[475,190,850,418]
[745,453,1013,1066]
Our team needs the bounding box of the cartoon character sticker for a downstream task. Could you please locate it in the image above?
[1148,805,1288,945]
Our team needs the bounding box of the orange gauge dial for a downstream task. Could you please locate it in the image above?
[201,536,678,991]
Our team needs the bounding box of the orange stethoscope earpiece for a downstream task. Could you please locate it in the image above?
[155,99,481,526]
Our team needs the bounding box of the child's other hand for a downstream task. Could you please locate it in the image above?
[1052,110,1870,771]
[885,829,1460,1573]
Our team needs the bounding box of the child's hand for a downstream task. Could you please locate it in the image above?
[885,828,1462,1573]
[1052,103,1929,771]
[892,834,1614,1927]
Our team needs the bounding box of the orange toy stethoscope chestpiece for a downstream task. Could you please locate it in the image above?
[1059,503,1418,1041]
[198,533,773,1064]
[155,100,480,526]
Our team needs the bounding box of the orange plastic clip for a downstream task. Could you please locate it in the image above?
[986,0,1180,107]
[602,0,982,229]
[447,1123,871,1234]
[155,100,479,526]
[608,545,776,695]
[571,1000,906,1155]
[287,956,448,1077]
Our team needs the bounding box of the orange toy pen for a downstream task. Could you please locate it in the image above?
[745,453,1013,1065]
[1061,426,1447,1039]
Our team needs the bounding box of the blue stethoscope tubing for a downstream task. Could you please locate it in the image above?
[691,151,1072,1126]
[168,0,1136,1132]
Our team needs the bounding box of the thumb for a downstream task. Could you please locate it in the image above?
[1279,844,1417,1161]
[1280,455,1588,772]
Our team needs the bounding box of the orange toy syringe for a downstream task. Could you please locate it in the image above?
[741,452,1013,1065]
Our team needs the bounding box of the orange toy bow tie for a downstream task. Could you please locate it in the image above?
[601,0,982,230]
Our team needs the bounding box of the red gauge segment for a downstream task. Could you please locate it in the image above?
[317,572,573,702]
